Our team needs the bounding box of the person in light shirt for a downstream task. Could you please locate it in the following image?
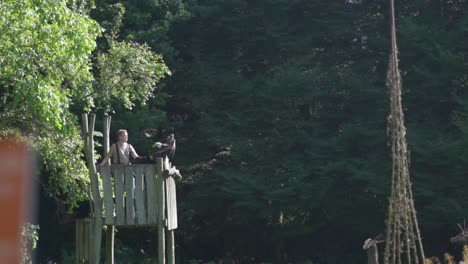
[100,129,139,165]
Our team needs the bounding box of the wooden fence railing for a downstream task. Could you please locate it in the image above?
[98,165,159,226]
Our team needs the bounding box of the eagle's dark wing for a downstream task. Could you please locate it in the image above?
[143,128,160,139]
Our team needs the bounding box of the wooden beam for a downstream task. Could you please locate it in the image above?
[103,114,114,264]
[105,225,114,264]
[135,166,147,225]
[367,245,378,264]
[157,158,166,264]
[165,176,178,230]
[113,166,125,225]
[167,230,175,264]
[82,114,103,264]
[101,166,114,225]
[125,166,135,225]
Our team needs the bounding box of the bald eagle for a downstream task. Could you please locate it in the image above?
[152,133,176,162]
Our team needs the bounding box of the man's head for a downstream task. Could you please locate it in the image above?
[117,129,128,143]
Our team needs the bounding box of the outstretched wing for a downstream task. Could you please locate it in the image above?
[143,128,160,139]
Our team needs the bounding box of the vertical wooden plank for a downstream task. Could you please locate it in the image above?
[157,158,166,264]
[125,166,135,225]
[113,166,125,225]
[100,166,114,225]
[105,225,115,264]
[81,114,95,219]
[103,113,114,264]
[165,176,178,230]
[145,165,157,225]
[165,157,176,264]
[135,166,147,225]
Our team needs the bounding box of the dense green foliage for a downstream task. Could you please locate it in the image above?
[0,0,101,208]
[0,0,170,210]
[1,0,467,263]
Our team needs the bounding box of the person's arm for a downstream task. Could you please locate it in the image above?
[129,144,139,159]
[100,156,110,165]
[100,144,115,165]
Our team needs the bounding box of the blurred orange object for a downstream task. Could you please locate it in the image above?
[0,142,33,264]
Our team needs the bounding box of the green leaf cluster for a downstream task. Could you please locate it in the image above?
[95,40,171,111]
[0,0,100,209]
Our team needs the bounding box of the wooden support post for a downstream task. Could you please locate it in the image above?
[167,230,175,264]
[165,176,178,230]
[105,226,114,264]
[367,245,378,264]
[81,114,94,218]
[157,158,166,264]
[103,115,114,264]
[82,113,103,264]
[165,157,177,264]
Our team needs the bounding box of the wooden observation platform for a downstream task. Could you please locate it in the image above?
[98,163,178,228]
[76,114,180,264]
